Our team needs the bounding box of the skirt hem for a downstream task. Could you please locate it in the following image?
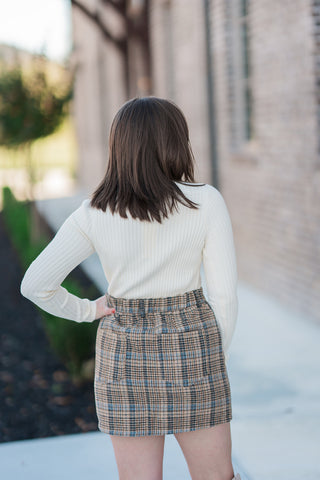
[97,415,233,437]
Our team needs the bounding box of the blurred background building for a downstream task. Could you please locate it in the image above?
[69,0,320,324]
[0,0,318,322]
[1,2,320,472]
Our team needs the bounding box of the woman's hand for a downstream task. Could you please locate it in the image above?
[94,295,116,320]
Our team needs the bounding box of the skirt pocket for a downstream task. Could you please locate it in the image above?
[95,324,126,383]
[159,329,209,386]
[119,329,211,387]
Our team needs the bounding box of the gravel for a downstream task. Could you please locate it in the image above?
[0,212,100,443]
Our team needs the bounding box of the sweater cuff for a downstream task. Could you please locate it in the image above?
[82,299,97,322]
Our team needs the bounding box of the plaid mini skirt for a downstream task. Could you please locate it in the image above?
[94,287,232,437]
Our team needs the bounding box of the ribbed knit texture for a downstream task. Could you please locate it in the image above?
[20,182,239,357]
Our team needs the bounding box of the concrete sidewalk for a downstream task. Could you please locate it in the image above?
[0,431,193,480]
[1,195,319,480]
[228,282,320,480]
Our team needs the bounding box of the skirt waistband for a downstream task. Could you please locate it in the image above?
[105,287,206,314]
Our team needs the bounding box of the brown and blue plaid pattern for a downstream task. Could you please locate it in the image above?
[94,287,232,436]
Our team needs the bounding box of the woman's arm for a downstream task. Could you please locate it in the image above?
[20,201,112,322]
[202,186,239,361]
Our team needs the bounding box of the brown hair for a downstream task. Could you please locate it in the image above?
[90,96,204,223]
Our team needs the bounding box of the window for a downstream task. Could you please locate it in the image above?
[225,0,253,150]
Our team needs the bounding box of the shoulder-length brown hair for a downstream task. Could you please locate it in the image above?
[90,96,204,223]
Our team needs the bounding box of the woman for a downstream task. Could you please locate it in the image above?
[20,96,241,480]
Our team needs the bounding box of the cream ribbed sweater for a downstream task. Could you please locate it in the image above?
[20,182,239,357]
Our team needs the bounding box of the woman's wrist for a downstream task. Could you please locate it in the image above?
[94,295,116,320]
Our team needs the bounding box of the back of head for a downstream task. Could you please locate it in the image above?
[90,96,203,223]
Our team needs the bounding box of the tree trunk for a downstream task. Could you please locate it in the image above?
[25,143,42,244]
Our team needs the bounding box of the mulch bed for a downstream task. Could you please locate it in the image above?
[0,212,100,443]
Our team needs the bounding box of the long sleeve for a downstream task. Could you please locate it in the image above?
[202,187,239,361]
[20,201,97,322]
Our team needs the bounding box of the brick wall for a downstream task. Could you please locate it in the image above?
[313,0,320,157]
[70,0,320,323]
[211,0,320,322]
[71,0,127,193]
[150,0,212,182]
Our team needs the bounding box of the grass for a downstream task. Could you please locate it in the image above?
[0,116,78,179]
[2,186,99,385]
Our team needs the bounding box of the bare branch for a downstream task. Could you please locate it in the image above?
[71,0,126,52]
[100,0,127,17]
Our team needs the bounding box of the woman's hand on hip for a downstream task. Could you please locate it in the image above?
[94,295,116,320]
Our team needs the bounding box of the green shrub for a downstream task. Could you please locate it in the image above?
[2,186,99,384]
